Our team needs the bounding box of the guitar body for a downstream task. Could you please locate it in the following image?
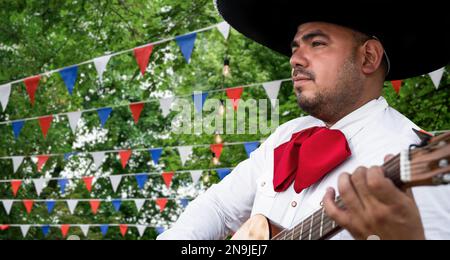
[231,214,282,240]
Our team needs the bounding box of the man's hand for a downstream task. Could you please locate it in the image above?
[323,155,426,240]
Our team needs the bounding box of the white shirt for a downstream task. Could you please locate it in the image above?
[158,97,450,240]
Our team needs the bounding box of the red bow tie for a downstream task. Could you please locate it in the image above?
[273,127,352,194]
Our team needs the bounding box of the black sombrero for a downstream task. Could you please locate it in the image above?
[215,0,450,81]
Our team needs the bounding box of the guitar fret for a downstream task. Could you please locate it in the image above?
[299,220,304,240]
[320,207,324,237]
[309,213,314,240]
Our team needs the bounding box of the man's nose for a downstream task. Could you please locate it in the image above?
[290,48,309,69]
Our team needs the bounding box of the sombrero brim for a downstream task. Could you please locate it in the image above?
[216,0,450,81]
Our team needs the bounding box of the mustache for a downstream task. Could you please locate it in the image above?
[292,67,315,81]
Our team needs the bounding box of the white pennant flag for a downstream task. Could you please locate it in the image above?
[12,156,24,173]
[217,22,231,40]
[2,200,14,215]
[94,55,112,83]
[159,97,175,117]
[263,80,282,108]
[429,67,445,89]
[67,111,82,134]
[67,200,79,214]
[109,175,122,192]
[91,152,106,170]
[136,225,147,237]
[20,225,31,238]
[134,199,146,212]
[0,84,11,112]
[177,146,193,166]
[33,178,48,196]
[190,170,203,185]
[79,225,90,237]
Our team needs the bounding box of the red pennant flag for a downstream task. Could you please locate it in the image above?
[24,75,41,106]
[83,177,94,192]
[391,80,402,94]
[129,103,145,124]
[37,155,50,172]
[162,172,174,189]
[23,200,34,214]
[134,45,154,76]
[11,180,22,197]
[119,224,128,237]
[89,200,101,215]
[0,225,10,231]
[61,224,70,238]
[210,144,224,160]
[119,150,132,169]
[226,87,244,111]
[156,198,168,213]
[39,115,53,139]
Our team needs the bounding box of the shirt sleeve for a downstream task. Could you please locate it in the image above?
[157,135,275,240]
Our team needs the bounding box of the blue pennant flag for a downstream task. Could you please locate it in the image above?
[112,199,122,212]
[97,107,112,128]
[216,168,232,180]
[179,198,189,208]
[156,226,165,235]
[64,152,78,161]
[100,224,109,237]
[42,225,50,237]
[135,174,149,190]
[192,92,208,113]
[12,120,25,140]
[149,148,163,165]
[59,66,78,95]
[46,200,56,214]
[244,142,260,158]
[58,179,69,194]
[175,33,197,63]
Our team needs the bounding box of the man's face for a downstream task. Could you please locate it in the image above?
[290,22,365,122]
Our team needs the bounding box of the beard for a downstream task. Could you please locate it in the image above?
[296,53,364,123]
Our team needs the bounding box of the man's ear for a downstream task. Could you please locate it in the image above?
[361,39,384,76]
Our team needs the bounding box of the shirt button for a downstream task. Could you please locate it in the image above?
[261,182,266,187]
[291,201,297,208]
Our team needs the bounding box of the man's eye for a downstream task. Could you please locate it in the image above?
[312,41,326,47]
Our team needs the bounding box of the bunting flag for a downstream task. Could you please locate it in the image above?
[66,200,78,214]
[429,67,445,89]
[159,97,175,117]
[134,45,154,76]
[83,176,94,192]
[136,225,147,237]
[162,172,174,189]
[190,170,203,185]
[11,180,22,197]
[23,200,34,214]
[135,174,149,190]
[80,225,90,237]
[216,168,232,180]
[263,80,282,108]
[156,227,165,235]
[58,179,69,194]
[33,178,47,196]
[155,198,168,213]
[64,152,78,161]
[12,156,24,173]
[134,199,145,212]
[0,84,11,112]
[89,200,101,215]
[2,200,13,215]
[36,155,50,172]
[94,55,112,84]
[175,33,197,63]
[177,146,193,166]
[91,152,106,170]
[39,115,53,139]
[211,143,224,160]
[12,120,25,140]
[192,92,208,113]
[119,150,132,169]
[67,111,82,134]
[46,200,56,214]
[149,148,163,165]
[226,87,244,111]
[41,225,50,237]
[119,224,128,237]
[179,198,189,208]
[129,103,145,124]
[391,80,402,94]
[24,75,41,106]
[59,66,78,95]
[217,22,231,40]
[61,224,70,238]
[97,107,112,128]
[109,175,122,193]
[112,199,122,212]
[0,225,10,231]
[100,225,109,237]
[20,225,30,237]
[244,142,260,157]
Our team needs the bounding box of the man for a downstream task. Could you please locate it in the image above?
[158,1,450,240]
